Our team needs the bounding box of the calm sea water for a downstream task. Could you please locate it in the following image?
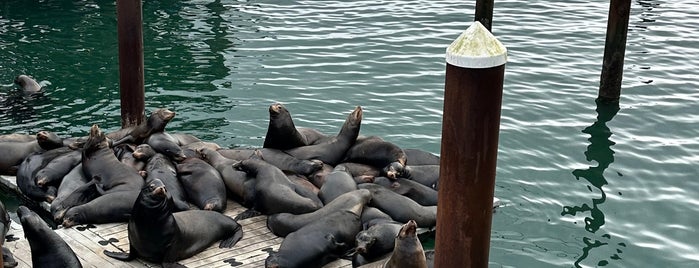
[1,0,697,267]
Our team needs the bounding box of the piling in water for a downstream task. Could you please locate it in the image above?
[599,0,631,102]
[474,0,494,31]
[117,0,146,128]
[435,21,506,268]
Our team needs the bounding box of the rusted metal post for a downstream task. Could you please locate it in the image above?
[434,21,507,268]
[474,0,494,31]
[598,0,631,101]
[117,0,145,128]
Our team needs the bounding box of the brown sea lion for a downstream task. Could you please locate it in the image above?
[198,147,254,206]
[284,106,363,166]
[357,183,437,228]
[103,179,243,266]
[357,220,427,268]
[34,150,81,187]
[372,176,438,206]
[109,108,176,146]
[263,103,308,150]
[343,136,407,179]
[145,132,186,162]
[144,153,190,211]
[318,170,358,204]
[404,148,440,166]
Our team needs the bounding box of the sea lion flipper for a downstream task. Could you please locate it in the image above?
[219,226,244,248]
[233,208,261,221]
[103,250,135,261]
[162,262,187,268]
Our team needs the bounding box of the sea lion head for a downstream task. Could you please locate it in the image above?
[36,130,64,150]
[132,144,156,160]
[61,207,85,228]
[140,178,170,209]
[148,108,176,131]
[17,206,47,234]
[398,220,418,239]
[83,124,109,152]
[355,230,377,254]
[268,103,286,117]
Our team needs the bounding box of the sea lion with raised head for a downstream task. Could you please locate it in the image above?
[17,206,83,267]
[357,220,428,268]
[108,108,176,146]
[284,106,362,166]
[14,75,42,95]
[103,179,243,266]
[263,103,308,150]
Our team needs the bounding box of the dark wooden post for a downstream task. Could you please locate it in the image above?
[434,21,507,268]
[599,0,631,101]
[117,0,145,128]
[474,0,494,31]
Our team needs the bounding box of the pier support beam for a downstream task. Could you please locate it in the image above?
[474,0,494,31]
[599,0,631,101]
[434,21,507,268]
[117,0,145,128]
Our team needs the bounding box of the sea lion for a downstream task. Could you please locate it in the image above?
[334,162,379,184]
[61,124,144,227]
[257,148,322,176]
[284,106,362,166]
[233,158,322,215]
[16,147,73,202]
[266,189,370,237]
[343,136,407,179]
[404,148,440,166]
[357,183,437,227]
[103,179,243,266]
[357,220,427,268]
[266,209,363,268]
[144,153,190,211]
[198,147,254,206]
[360,207,394,229]
[14,75,42,95]
[176,157,227,211]
[263,103,308,150]
[404,165,440,190]
[216,148,256,160]
[17,206,83,267]
[34,150,81,187]
[113,143,146,173]
[308,163,334,188]
[318,170,358,204]
[354,221,403,264]
[145,132,186,162]
[50,164,92,222]
[169,132,202,146]
[297,127,328,145]
[372,176,438,206]
[0,131,64,175]
[108,108,176,146]
[132,143,157,161]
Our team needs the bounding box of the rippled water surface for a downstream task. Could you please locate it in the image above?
[1,0,697,267]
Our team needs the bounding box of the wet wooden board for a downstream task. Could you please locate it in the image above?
[0,175,351,268]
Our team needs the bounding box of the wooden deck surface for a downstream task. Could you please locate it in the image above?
[0,175,351,268]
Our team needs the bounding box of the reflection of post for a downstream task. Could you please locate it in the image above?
[599,0,632,101]
[117,0,145,128]
[474,0,494,31]
[561,98,622,267]
[435,21,506,268]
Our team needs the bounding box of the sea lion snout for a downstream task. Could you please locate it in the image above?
[399,220,418,238]
[269,103,284,114]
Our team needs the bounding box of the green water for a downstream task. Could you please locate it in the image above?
[1,0,698,267]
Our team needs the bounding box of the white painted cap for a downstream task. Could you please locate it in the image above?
[446,21,507,69]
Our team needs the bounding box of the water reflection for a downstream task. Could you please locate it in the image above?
[561,98,624,267]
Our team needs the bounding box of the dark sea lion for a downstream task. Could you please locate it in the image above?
[334,162,379,184]
[0,133,35,142]
[145,132,186,162]
[132,143,157,161]
[0,201,18,268]
[355,221,403,263]
[34,150,81,187]
[259,148,323,176]
[343,136,407,179]
[81,124,143,193]
[404,165,440,190]
[357,220,427,268]
[17,206,83,267]
[144,153,190,211]
[103,179,243,266]
[287,173,320,196]
[358,183,437,227]
[176,157,227,211]
[360,207,394,229]
[51,180,101,224]
[113,143,146,173]
[404,148,440,166]
[263,103,308,150]
[266,209,363,268]
[266,189,370,237]
[198,147,254,206]
[308,163,334,188]
[216,148,256,160]
[233,158,322,215]
[14,75,42,95]
[50,164,91,222]
[61,190,139,227]
[0,131,63,175]
[108,108,176,146]
[318,170,358,204]
[284,106,363,166]
[372,176,438,206]
[16,147,73,202]
[169,132,202,146]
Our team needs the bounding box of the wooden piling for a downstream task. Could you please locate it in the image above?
[598,0,631,101]
[434,21,507,268]
[474,0,494,31]
[116,0,146,128]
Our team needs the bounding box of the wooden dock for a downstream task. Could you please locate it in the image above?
[0,175,351,268]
